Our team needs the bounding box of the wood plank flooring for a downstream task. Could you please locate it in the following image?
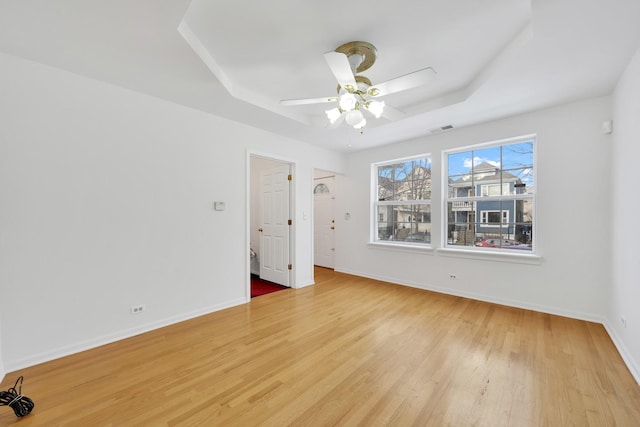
[1,268,639,426]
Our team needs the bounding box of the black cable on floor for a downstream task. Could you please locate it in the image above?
[0,376,35,417]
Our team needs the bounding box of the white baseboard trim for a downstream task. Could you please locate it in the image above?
[335,268,603,323]
[295,280,315,289]
[4,298,246,373]
[602,320,640,385]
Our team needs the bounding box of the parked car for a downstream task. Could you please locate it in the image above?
[475,238,531,250]
[404,232,431,243]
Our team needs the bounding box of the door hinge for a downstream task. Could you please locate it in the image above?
[288,264,292,270]
[288,219,292,225]
[287,174,292,181]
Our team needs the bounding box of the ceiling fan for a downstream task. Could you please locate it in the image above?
[280,41,436,131]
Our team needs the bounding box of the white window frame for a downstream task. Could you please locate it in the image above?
[371,154,432,247]
[442,135,536,255]
[480,210,509,226]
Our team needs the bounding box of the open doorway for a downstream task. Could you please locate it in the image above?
[249,155,294,297]
[313,170,336,270]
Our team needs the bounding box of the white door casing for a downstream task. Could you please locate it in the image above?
[314,177,335,269]
[259,164,291,286]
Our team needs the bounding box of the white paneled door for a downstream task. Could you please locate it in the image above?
[259,164,291,286]
[314,177,335,269]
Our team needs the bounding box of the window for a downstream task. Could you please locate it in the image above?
[314,183,330,194]
[480,210,509,225]
[446,138,534,252]
[481,183,510,197]
[373,155,432,244]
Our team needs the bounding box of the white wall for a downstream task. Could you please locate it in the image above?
[336,96,612,321]
[610,47,640,383]
[0,52,345,372]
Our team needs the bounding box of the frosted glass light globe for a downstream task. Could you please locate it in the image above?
[345,109,364,126]
[339,93,357,111]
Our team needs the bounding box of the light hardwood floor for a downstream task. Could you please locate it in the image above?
[1,268,639,426]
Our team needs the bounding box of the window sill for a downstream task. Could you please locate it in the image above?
[367,241,435,254]
[436,247,542,265]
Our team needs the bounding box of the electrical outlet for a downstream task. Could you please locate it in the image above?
[449,274,457,279]
[131,305,146,315]
[620,316,627,328]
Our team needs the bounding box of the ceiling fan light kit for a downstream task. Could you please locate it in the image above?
[281,40,435,132]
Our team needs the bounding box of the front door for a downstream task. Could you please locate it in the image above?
[259,164,291,286]
[314,177,335,269]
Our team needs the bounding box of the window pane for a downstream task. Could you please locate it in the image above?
[393,182,408,200]
[507,167,534,195]
[448,151,470,177]
[376,204,393,240]
[472,146,501,171]
[448,178,472,198]
[411,178,431,200]
[378,165,393,201]
[377,204,431,243]
[411,158,431,179]
[448,222,477,247]
[502,141,534,170]
[487,211,501,223]
[393,162,410,181]
[515,199,533,245]
[447,201,477,247]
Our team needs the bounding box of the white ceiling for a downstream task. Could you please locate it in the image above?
[1,0,639,152]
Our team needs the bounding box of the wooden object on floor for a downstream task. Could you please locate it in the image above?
[1,268,639,425]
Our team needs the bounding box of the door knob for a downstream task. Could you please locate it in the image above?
[331,226,335,230]
[258,228,263,232]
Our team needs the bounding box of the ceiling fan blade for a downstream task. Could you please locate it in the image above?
[380,104,406,121]
[369,67,436,97]
[328,113,345,129]
[324,51,358,92]
[280,96,338,106]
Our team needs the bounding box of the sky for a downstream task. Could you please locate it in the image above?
[447,140,534,187]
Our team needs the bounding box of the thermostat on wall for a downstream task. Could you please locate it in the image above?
[213,201,226,211]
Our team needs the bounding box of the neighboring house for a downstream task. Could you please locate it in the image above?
[448,162,531,246]
[378,164,432,242]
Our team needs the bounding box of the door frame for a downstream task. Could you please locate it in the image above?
[247,150,297,300]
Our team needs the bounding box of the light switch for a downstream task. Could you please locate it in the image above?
[213,201,225,211]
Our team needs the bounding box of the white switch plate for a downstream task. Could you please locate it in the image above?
[214,201,225,211]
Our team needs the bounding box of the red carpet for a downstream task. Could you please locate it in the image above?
[251,275,289,297]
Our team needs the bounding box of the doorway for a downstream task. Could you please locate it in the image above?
[249,155,294,291]
[313,171,335,269]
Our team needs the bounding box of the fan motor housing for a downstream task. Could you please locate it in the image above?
[335,41,378,73]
